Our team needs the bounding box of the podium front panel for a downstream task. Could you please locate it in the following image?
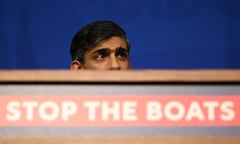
[0,70,240,144]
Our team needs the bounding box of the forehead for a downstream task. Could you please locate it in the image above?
[91,36,128,51]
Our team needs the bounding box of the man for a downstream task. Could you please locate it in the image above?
[70,20,131,70]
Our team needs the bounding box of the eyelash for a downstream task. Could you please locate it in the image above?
[94,52,108,60]
[93,51,128,61]
[116,52,128,60]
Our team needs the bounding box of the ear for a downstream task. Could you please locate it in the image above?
[70,60,82,70]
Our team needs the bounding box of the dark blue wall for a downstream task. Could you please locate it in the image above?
[0,0,240,69]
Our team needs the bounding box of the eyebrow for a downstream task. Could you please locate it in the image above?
[92,48,109,55]
[116,47,128,53]
[92,47,128,54]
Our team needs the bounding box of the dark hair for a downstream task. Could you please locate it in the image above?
[70,20,130,64]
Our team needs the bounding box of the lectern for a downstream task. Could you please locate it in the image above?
[0,70,240,144]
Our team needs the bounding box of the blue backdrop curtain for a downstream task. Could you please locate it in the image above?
[0,0,240,69]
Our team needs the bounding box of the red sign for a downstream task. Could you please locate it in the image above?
[0,95,239,127]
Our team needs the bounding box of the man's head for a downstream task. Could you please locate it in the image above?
[70,20,131,70]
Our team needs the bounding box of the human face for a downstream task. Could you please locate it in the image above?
[75,36,130,70]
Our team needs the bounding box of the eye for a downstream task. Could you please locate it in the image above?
[93,51,108,61]
[116,51,128,60]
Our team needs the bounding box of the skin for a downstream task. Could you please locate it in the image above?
[71,36,130,70]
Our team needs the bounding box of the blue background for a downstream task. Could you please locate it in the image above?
[0,0,240,69]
